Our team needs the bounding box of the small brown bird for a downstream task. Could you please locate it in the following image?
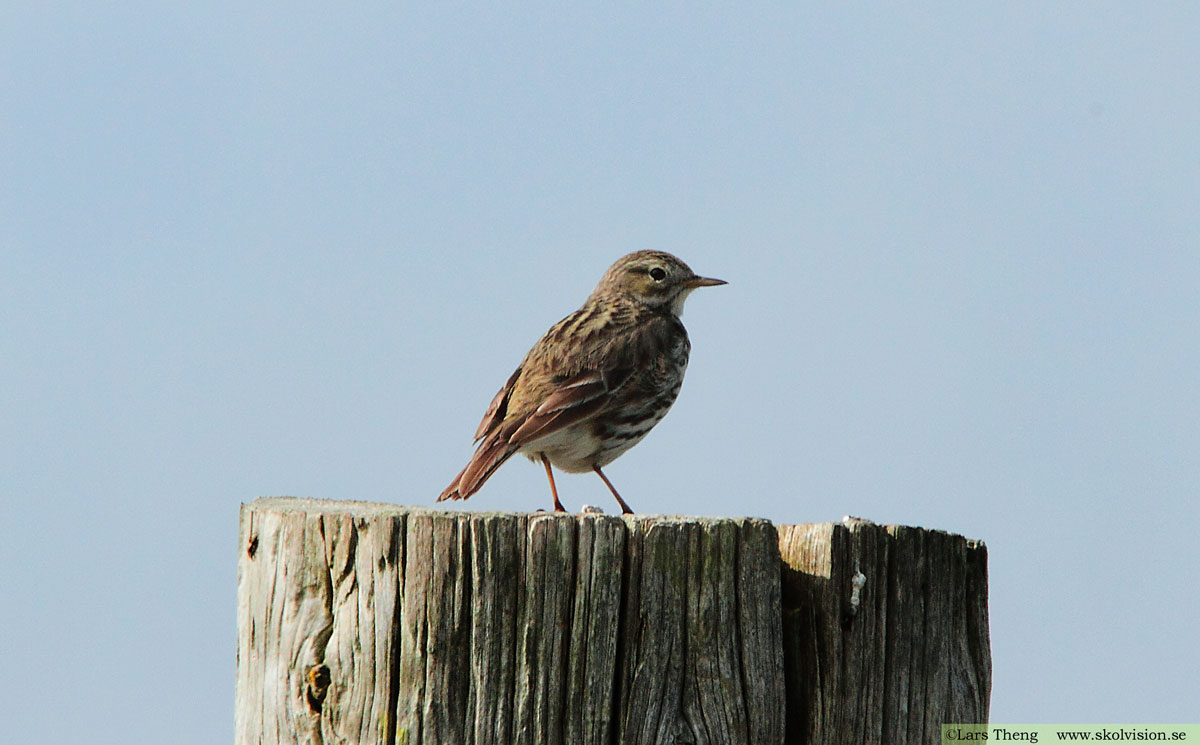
[437,250,726,514]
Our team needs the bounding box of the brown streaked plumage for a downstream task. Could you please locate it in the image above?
[437,250,725,513]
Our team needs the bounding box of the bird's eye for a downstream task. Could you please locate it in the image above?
[649,267,667,281]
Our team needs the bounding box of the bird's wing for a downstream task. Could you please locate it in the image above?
[473,366,522,442]
[469,303,608,443]
[503,365,635,448]
[444,365,634,501]
[440,310,677,502]
[497,310,678,450]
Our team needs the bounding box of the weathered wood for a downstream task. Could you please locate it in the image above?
[236,498,787,745]
[236,500,990,745]
[236,500,405,745]
[778,517,991,745]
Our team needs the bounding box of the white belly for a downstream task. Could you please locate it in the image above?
[518,421,609,473]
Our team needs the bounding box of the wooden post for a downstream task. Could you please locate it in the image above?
[779,519,991,744]
[236,499,990,745]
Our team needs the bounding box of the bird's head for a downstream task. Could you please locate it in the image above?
[593,250,726,316]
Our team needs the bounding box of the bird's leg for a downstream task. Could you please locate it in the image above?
[540,453,567,512]
[593,465,634,514]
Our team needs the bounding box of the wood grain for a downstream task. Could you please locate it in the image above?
[778,518,991,744]
[236,500,989,745]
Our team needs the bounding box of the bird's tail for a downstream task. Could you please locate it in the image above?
[437,437,517,502]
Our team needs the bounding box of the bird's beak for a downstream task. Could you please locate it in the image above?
[682,276,727,289]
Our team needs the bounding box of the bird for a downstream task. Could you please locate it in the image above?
[437,250,726,514]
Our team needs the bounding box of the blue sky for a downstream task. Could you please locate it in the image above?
[3,3,1198,741]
